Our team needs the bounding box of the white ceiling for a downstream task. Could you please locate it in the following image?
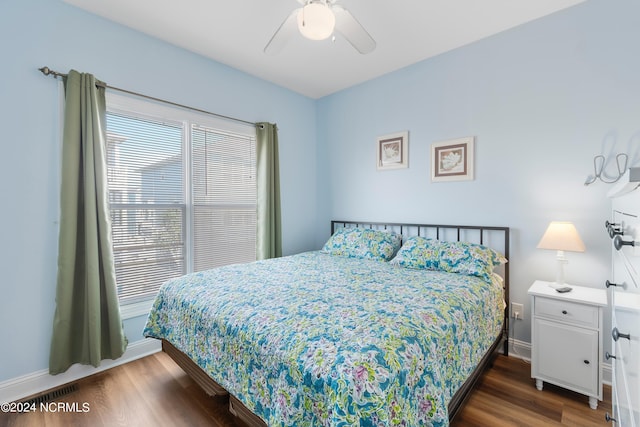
[62,0,585,99]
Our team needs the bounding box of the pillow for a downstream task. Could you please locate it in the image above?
[389,236,442,270]
[438,241,507,281]
[321,227,402,261]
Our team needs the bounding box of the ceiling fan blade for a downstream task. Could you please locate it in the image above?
[332,5,376,54]
[264,9,300,55]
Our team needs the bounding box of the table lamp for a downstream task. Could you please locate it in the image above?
[537,221,586,288]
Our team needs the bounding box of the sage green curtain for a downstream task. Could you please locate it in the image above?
[255,122,282,260]
[49,70,127,375]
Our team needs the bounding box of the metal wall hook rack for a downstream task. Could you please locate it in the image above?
[584,153,628,185]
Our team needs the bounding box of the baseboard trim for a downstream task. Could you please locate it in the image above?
[505,337,532,361]
[602,362,612,386]
[0,338,161,403]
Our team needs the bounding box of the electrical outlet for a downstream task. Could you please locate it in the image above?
[511,303,524,320]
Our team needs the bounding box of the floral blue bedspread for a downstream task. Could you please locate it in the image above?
[143,252,504,426]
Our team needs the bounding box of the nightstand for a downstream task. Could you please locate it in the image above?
[528,280,607,409]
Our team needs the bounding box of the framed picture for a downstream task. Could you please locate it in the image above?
[431,136,475,182]
[376,131,408,171]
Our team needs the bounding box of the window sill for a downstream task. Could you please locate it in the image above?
[120,299,155,320]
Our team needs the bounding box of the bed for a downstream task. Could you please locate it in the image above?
[143,221,510,426]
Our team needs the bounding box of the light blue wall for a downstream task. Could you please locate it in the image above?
[316,0,640,348]
[0,0,318,382]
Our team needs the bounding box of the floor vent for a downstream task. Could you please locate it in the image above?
[21,383,78,406]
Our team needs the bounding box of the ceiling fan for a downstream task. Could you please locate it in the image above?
[264,0,376,55]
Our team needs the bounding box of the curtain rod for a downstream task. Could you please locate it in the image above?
[38,66,257,127]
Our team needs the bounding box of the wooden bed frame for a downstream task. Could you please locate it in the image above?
[160,220,510,426]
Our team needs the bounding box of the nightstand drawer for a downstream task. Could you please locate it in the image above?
[534,297,599,328]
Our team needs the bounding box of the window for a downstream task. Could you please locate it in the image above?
[105,92,256,314]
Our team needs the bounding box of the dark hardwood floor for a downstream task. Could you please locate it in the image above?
[1,353,610,427]
[451,356,611,427]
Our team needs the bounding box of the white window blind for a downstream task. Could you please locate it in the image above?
[191,125,257,272]
[105,93,257,306]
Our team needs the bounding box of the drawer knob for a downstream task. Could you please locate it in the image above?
[605,352,617,360]
[612,327,631,341]
[609,228,624,238]
[604,221,624,239]
[613,235,635,251]
[583,359,590,365]
[562,310,568,315]
[605,220,620,230]
[605,280,621,288]
[605,412,617,423]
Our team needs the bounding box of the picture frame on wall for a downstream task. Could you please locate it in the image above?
[431,136,475,182]
[376,131,408,171]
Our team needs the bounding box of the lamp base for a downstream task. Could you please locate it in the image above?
[553,250,569,286]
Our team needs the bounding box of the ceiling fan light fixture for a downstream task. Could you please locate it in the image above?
[297,2,335,41]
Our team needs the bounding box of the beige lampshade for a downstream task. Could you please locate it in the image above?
[537,221,586,252]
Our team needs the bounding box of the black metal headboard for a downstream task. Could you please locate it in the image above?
[330,220,511,355]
